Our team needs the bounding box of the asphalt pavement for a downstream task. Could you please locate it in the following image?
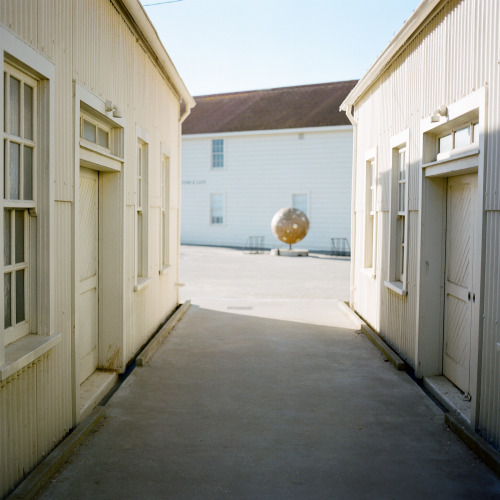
[36,245,500,499]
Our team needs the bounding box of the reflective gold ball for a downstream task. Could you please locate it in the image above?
[271,208,310,245]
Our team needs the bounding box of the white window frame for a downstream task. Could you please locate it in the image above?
[363,148,377,277]
[80,113,112,154]
[211,138,224,169]
[385,130,409,295]
[135,127,150,291]
[0,27,60,379]
[3,64,37,344]
[210,193,225,225]
[422,89,484,176]
[160,146,170,274]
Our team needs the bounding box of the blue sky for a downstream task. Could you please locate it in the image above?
[140,0,422,96]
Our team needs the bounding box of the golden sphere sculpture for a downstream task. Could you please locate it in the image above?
[271,207,310,248]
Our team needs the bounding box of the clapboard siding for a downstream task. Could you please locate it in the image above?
[182,128,353,251]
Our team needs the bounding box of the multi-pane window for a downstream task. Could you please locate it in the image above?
[160,155,169,269]
[212,139,224,169]
[438,123,478,157]
[3,64,37,343]
[395,146,407,284]
[386,133,409,294]
[210,193,224,225]
[364,157,376,271]
[136,140,148,280]
[292,193,308,216]
[81,114,111,151]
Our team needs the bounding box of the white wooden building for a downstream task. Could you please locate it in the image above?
[342,0,500,450]
[181,81,356,253]
[0,1,194,496]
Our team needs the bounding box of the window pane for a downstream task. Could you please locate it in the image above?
[137,213,143,276]
[15,210,24,264]
[16,269,25,324]
[4,210,11,266]
[24,84,33,140]
[212,139,223,153]
[439,134,452,154]
[9,76,20,137]
[9,142,20,200]
[473,123,479,143]
[211,194,224,224]
[82,119,96,142]
[23,146,33,200]
[97,128,109,148]
[399,150,406,180]
[398,182,406,212]
[454,126,471,149]
[4,272,11,328]
[212,139,224,168]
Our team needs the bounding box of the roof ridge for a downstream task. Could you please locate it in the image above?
[193,80,359,99]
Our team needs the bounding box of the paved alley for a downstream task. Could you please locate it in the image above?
[36,246,500,499]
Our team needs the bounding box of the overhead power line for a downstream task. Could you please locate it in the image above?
[143,0,183,6]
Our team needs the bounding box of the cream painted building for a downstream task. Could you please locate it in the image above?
[342,0,500,451]
[181,82,356,253]
[0,1,194,496]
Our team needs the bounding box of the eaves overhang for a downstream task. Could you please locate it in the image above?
[340,0,443,112]
[182,124,353,140]
[119,0,196,112]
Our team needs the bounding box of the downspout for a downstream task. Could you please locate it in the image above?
[343,103,357,308]
[175,99,195,304]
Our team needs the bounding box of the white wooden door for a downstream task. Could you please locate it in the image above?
[443,173,477,394]
[79,167,99,384]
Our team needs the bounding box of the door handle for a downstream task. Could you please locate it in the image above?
[473,293,476,303]
[468,292,471,301]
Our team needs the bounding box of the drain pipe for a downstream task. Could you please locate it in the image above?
[176,98,195,303]
[342,102,357,308]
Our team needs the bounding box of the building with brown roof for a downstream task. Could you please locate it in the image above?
[181,81,356,252]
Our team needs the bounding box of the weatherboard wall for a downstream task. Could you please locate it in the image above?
[181,127,353,252]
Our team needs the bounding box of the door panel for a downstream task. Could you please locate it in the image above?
[79,167,99,384]
[443,174,476,394]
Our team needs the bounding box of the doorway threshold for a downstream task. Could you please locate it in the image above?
[80,370,118,421]
[423,375,471,423]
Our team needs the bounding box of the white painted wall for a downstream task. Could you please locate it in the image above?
[181,127,353,252]
[346,0,500,449]
[0,1,191,496]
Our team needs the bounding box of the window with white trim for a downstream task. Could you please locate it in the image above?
[386,132,409,294]
[136,140,148,281]
[437,122,478,160]
[80,113,111,153]
[422,91,482,171]
[160,154,169,269]
[0,28,58,377]
[364,151,377,274]
[210,193,224,225]
[3,64,37,344]
[292,193,308,217]
[211,139,224,169]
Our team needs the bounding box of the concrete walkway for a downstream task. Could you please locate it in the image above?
[37,246,500,499]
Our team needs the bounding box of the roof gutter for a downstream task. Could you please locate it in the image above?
[119,0,196,114]
[340,0,442,111]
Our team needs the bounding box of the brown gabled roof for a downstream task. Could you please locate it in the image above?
[182,80,358,135]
